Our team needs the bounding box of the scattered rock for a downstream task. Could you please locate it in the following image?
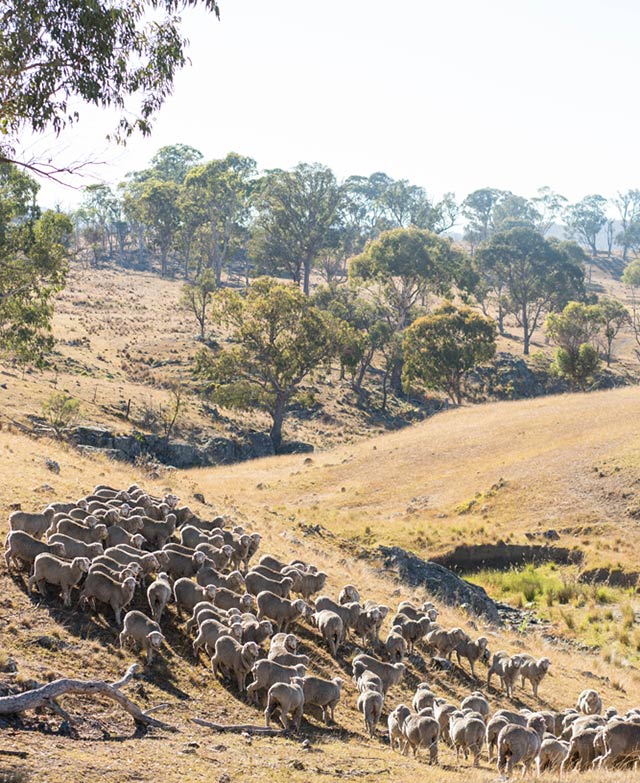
[0,656,17,673]
[193,492,206,504]
[8,502,21,511]
[377,545,501,624]
[33,484,55,494]
[44,459,60,474]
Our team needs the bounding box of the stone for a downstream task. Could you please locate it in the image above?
[377,545,501,624]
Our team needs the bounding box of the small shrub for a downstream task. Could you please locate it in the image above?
[41,392,80,435]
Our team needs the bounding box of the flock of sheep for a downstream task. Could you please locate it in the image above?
[5,484,640,775]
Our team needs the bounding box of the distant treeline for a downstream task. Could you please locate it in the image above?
[71,144,640,285]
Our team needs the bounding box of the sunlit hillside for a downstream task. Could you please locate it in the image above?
[1,388,640,781]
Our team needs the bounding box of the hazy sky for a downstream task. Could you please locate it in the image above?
[29,0,640,213]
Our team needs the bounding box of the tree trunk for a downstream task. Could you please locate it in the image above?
[390,357,404,395]
[0,664,174,731]
[303,259,311,296]
[269,394,287,452]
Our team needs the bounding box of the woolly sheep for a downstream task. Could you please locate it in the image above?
[487,651,523,698]
[193,618,243,657]
[455,636,490,679]
[162,548,207,580]
[497,715,546,777]
[79,572,137,625]
[196,565,245,593]
[356,670,383,695]
[388,704,412,751]
[412,684,435,713]
[264,678,305,731]
[247,660,307,705]
[245,571,293,598]
[351,654,405,696]
[8,508,55,540]
[577,688,603,715]
[517,654,551,698]
[28,554,90,606]
[385,627,407,662]
[5,531,66,571]
[314,596,361,639]
[119,610,165,663]
[257,591,307,633]
[301,676,344,725]
[537,737,569,774]
[425,627,469,660]
[313,609,343,658]
[561,727,600,773]
[338,584,360,605]
[213,587,253,613]
[401,711,440,763]
[449,710,485,766]
[211,636,260,692]
[461,691,490,722]
[48,534,104,560]
[173,578,217,614]
[52,518,108,545]
[595,721,640,769]
[357,689,384,737]
[147,572,172,622]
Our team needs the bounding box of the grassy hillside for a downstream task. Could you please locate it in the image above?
[1,262,638,460]
[1,388,640,781]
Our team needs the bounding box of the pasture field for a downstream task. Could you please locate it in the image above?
[1,385,640,781]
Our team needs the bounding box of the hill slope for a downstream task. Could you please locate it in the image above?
[1,389,640,782]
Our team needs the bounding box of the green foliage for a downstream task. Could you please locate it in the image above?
[402,302,497,404]
[0,0,220,152]
[0,164,71,365]
[597,297,630,365]
[180,270,218,340]
[42,392,80,435]
[564,194,608,256]
[253,163,343,295]
[195,277,339,449]
[182,153,257,285]
[123,178,182,275]
[313,284,393,393]
[476,226,586,354]
[349,227,463,329]
[546,301,602,387]
[622,259,640,288]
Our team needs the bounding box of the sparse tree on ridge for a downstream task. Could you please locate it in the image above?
[546,301,603,389]
[253,163,343,295]
[180,270,218,341]
[597,298,630,366]
[195,277,339,450]
[564,195,608,257]
[475,227,586,355]
[403,302,497,404]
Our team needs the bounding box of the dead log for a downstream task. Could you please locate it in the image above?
[0,664,175,731]
[191,717,285,735]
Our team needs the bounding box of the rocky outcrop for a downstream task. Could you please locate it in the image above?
[70,426,290,468]
[432,543,583,573]
[377,545,501,625]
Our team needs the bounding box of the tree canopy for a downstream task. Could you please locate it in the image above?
[0,1,219,171]
[403,302,497,404]
[475,227,586,354]
[195,278,339,450]
[0,164,72,364]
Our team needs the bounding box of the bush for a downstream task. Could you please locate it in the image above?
[41,392,80,435]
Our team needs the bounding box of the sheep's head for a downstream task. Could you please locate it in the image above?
[148,631,165,648]
[230,623,243,641]
[539,657,551,672]
[204,584,218,600]
[193,551,206,566]
[73,557,91,573]
[240,593,253,610]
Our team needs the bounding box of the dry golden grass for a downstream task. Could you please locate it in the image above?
[1,385,640,781]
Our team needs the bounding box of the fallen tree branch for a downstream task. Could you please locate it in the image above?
[0,664,176,732]
[191,717,286,735]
